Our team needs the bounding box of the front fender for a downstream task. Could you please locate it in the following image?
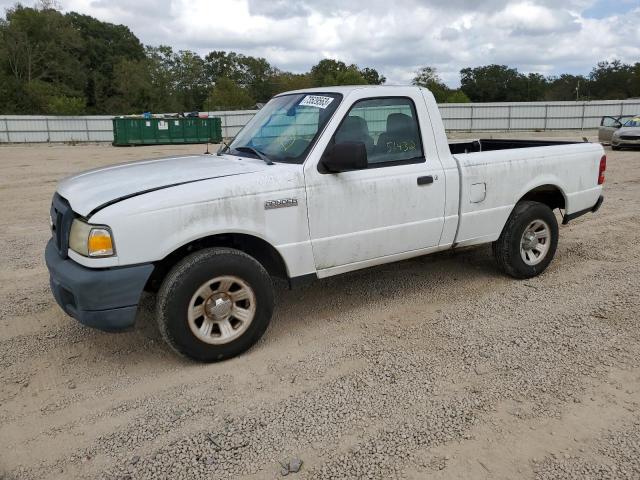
[89,180,316,278]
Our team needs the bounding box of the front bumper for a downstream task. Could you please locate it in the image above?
[612,136,640,146]
[45,239,154,331]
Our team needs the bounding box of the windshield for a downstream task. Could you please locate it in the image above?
[227,93,342,164]
[623,117,640,127]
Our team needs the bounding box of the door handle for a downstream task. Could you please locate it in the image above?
[417,175,434,186]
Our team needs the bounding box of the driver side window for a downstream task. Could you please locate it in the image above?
[333,97,424,167]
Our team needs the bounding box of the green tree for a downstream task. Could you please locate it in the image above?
[145,45,182,112]
[412,66,450,102]
[544,74,587,101]
[0,74,24,112]
[460,64,525,102]
[110,57,154,113]
[1,6,80,85]
[445,90,471,103]
[522,73,548,101]
[589,60,634,99]
[310,59,368,86]
[0,7,392,113]
[336,68,368,85]
[238,55,277,102]
[67,12,145,112]
[46,95,85,114]
[0,5,85,112]
[203,51,277,102]
[174,50,208,110]
[206,77,255,110]
[204,50,245,84]
[359,67,386,85]
[310,59,347,85]
[270,71,314,95]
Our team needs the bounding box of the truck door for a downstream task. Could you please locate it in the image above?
[304,94,446,274]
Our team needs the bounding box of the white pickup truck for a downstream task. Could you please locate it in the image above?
[46,86,605,361]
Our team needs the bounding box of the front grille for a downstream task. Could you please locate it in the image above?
[50,193,74,259]
[620,135,640,141]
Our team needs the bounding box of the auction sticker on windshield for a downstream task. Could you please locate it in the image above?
[299,95,334,109]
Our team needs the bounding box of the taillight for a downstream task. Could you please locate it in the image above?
[598,155,606,185]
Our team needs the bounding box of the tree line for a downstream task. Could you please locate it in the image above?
[0,4,385,114]
[416,62,640,104]
[1,3,639,115]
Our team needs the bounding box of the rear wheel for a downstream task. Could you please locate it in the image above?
[157,247,274,362]
[492,201,558,279]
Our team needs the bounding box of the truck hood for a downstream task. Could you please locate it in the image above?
[57,154,267,218]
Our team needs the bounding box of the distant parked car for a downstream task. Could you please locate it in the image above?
[599,115,635,144]
[611,116,640,150]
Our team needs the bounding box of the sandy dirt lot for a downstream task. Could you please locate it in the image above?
[0,135,639,480]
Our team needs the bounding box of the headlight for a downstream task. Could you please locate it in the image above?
[69,219,115,257]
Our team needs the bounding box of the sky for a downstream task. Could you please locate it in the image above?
[2,0,640,86]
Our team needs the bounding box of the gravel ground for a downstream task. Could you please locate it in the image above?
[0,134,639,480]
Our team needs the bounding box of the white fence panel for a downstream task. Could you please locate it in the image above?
[204,110,259,138]
[2,99,640,143]
[0,118,8,143]
[1,115,114,143]
[439,105,473,119]
[442,118,472,130]
[511,117,546,130]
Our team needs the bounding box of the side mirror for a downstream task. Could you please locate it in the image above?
[321,142,367,173]
[614,121,622,129]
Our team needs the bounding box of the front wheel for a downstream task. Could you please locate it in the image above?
[492,201,559,279]
[156,247,274,362]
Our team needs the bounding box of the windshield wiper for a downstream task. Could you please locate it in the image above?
[216,140,230,156]
[233,146,274,165]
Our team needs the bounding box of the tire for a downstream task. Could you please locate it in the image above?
[492,201,559,279]
[611,145,621,151]
[156,247,274,362]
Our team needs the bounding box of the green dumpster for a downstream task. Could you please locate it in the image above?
[112,117,222,146]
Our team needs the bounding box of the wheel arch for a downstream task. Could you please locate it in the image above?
[492,184,566,242]
[515,184,567,212]
[145,232,289,292]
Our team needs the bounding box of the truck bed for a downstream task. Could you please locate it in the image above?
[448,140,604,249]
[449,138,582,155]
